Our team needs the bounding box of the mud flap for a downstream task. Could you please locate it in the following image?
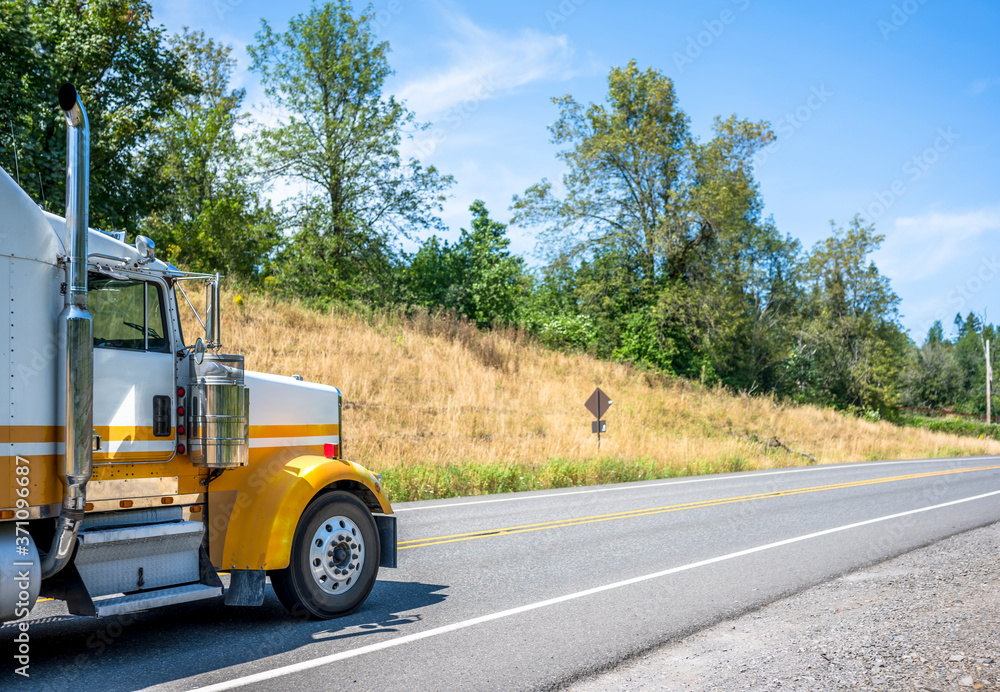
[225,569,266,606]
[374,515,397,568]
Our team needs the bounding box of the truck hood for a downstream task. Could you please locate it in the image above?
[245,370,341,430]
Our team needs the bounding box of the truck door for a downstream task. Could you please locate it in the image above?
[89,276,175,464]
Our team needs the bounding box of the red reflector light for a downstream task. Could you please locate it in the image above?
[177,387,186,397]
[177,406,185,416]
[177,425,185,435]
[177,443,186,454]
[323,443,339,459]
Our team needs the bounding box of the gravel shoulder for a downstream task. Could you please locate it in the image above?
[567,521,1000,691]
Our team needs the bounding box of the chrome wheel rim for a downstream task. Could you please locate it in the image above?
[308,515,365,595]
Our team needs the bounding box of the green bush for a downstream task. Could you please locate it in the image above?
[896,414,1000,441]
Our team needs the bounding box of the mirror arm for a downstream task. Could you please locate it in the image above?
[206,273,221,349]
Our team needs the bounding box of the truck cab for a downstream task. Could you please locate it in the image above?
[0,85,395,623]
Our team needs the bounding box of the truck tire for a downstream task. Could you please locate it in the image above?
[271,491,380,620]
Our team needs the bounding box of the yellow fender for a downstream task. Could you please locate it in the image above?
[214,454,392,571]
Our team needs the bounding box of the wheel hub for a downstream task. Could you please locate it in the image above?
[308,515,365,595]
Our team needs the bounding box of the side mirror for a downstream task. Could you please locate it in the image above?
[135,235,156,264]
[205,273,221,348]
[194,337,206,365]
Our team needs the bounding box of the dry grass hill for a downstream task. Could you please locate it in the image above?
[217,292,1000,501]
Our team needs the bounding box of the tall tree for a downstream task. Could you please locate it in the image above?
[950,312,998,416]
[666,115,799,390]
[404,201,527,327]
[144,30,281,282]
[513,61,795,388]
[0,0,190,235]
[899,322,964,410]
[792,216,908,411]
[403,234,460,310]
[452,201,527,327]
[511,60,691,294]
[248,0,452,302]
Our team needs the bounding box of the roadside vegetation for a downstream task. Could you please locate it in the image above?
[896,412,1000,442]
[223,292,1000,502]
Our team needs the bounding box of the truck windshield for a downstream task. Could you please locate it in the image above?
[90,277,170,352]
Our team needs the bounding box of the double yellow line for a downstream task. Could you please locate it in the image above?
[399,465,1000,550]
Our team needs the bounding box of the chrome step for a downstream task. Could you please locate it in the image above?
[75,521,205,598]
[93,583,223,617]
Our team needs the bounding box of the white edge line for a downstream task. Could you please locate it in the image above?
[175,488,1000,692]
[392,457,996,512]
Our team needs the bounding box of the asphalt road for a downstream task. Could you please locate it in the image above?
[6,456,1000,691]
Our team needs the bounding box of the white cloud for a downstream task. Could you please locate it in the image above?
[879,207,1000,282]
[877,207,1000,338]
[394,6,575,119]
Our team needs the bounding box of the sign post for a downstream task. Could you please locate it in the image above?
[584,387,612,451]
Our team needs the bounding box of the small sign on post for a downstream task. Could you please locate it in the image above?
[584,387,612,450]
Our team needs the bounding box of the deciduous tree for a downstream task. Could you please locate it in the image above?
[0,0,190,235]
[404,201,527,327]
[793,216,908,411]
[513,61,796,388]
[511,60,691,294]
[249,0,452,302]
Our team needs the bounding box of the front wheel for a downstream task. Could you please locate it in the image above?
[271,491,380,620]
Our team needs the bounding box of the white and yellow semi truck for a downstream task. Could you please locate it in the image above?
[0,84,396,622]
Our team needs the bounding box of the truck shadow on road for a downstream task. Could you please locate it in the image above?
[2,579,449,691]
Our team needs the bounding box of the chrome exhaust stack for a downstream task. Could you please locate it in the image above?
[42,84,94,579]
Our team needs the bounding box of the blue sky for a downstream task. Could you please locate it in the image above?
[150,0,1000,341]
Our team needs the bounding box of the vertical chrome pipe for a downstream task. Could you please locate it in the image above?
[211,273,221,347]
[41,84,94,579]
